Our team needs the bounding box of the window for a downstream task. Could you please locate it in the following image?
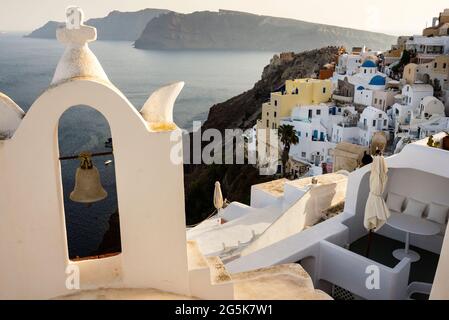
[323,87,326,94]
[267,112,269,116]
[316,109,321,116]
[301,152,307,158]
[384,119,387,126]
[434,62,438,69]
[378,113,382,118]
[373,120,376,127]
[444,63,447,69]
[379,99,383,105]
[295,88,299,94]
[274,100,278,107]
[267,120,269,127]
[274,112,277,118]
[364,69,367,74]
[298,131,301,137]
[374,98,378,104]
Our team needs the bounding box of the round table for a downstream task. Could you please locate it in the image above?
[386,213,441,262]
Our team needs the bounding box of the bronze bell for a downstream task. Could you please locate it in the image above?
[70,152,108,204]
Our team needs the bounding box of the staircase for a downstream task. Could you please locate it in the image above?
[187,240,234,300]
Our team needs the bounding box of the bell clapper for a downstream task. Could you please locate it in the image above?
[79,152,94,169]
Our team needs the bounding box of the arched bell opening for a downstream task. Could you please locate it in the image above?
[58,105,122,260]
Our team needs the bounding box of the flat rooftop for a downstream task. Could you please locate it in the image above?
[253,172,348,197]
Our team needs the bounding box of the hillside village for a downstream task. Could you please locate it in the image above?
[252,9,449,177]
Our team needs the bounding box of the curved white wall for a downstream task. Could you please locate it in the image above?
[0,79,190,299]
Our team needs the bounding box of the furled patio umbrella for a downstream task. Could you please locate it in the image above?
[214,181,224,215]
[364,154,390,256]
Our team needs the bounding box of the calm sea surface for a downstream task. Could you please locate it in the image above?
[0,33,274,257]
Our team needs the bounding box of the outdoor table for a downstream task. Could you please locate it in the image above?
[386,213,441,262]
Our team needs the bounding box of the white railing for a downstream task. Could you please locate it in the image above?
[318,240,411,300]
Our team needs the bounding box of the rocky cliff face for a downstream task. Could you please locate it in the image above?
[203,46,340,132]
[135,9,395,51]
[26,9,170,41]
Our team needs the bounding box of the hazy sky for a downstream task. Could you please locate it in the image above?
[1,0,447,35]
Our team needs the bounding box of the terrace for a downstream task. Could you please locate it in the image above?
[226,134,449,300]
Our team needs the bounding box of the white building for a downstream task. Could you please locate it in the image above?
[402,84,434,110]
[334,59,390,106]
[406,35,449,63]
[332,107,389,148]
[418,118,449,139]
[358,106,389,147]
[280,104,335,166]
[353,74,389,106]
[354,86,374,106]
[332,123,360,145]
[335,54,362,76]
[279,104,359,168]
[418,96,446,119]
[396,97,448,139]
[392,84,435,131]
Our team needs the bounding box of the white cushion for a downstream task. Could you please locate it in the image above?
[387,193,405,213]
[427,203,449,225]
[403,198,427,218]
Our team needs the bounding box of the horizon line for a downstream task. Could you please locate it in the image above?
[0,7,420,37]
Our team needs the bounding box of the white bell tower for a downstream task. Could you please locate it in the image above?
[0,7,234,300]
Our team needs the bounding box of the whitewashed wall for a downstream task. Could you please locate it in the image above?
[0,79,190,299]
